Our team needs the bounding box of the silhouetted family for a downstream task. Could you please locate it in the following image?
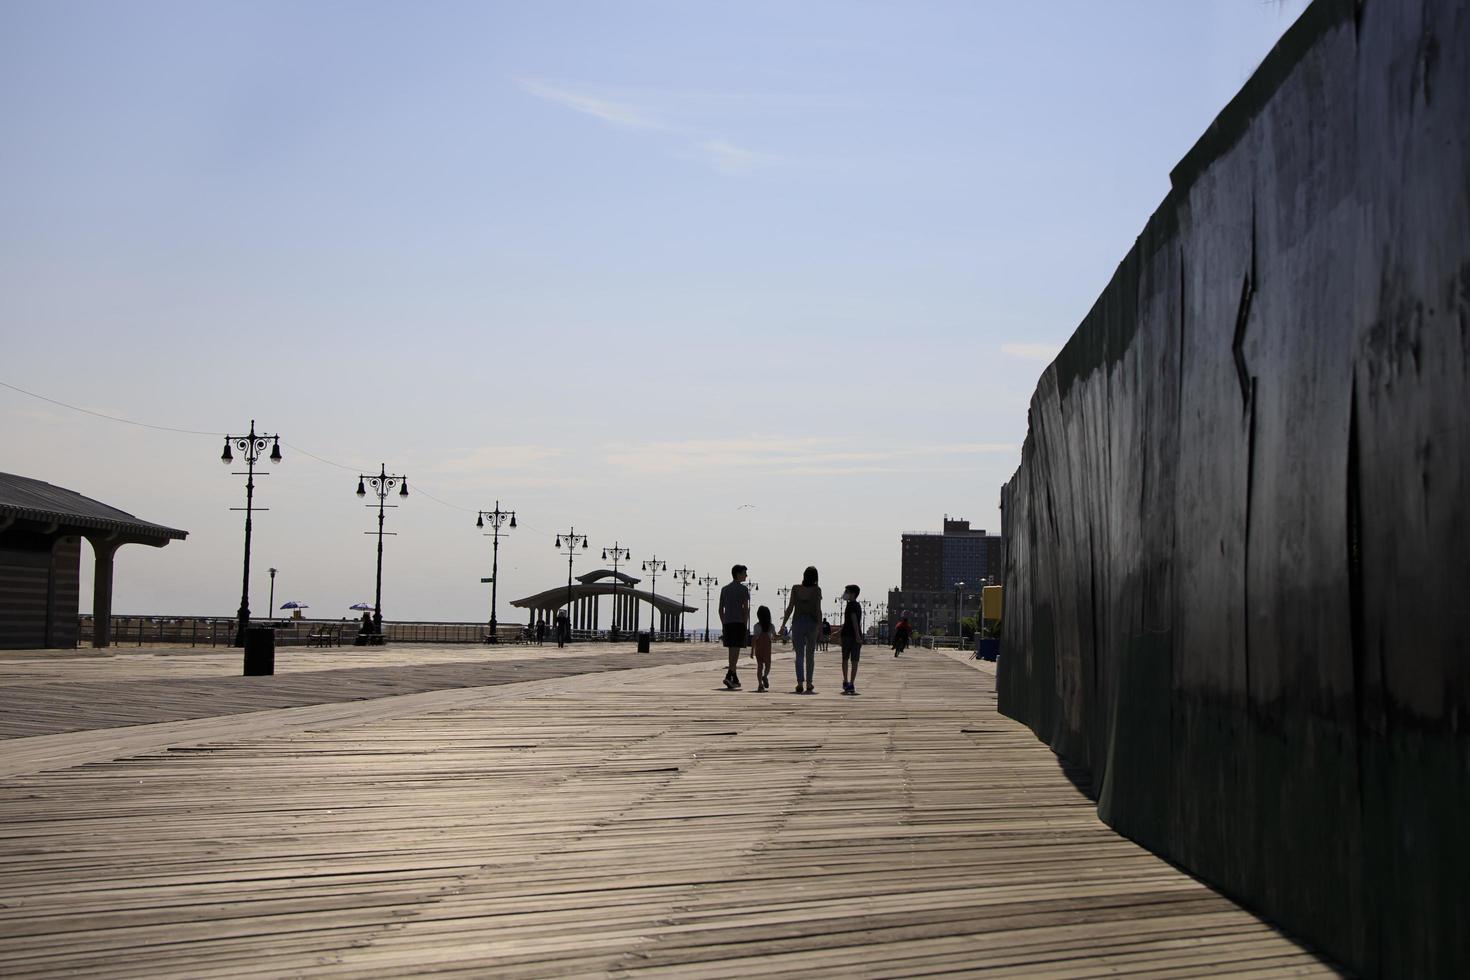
[719,564,865,695]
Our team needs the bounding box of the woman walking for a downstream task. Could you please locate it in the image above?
[780,566,823,694]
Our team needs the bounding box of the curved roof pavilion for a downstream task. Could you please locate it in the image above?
[511,569,696,633]
[511,582,695,616]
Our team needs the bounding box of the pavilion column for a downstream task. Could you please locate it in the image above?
[633,597,640,632]
[594,595,600,631]
[88,537,120,649]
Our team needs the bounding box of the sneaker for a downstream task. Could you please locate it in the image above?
[805,685,816,695]
[730,676,741,689]
[794,684,805,694]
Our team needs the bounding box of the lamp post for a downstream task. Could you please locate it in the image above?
[602,542,630,640]
[671,566,697,641]
[221,420,282,647]
[952,580,966,640]
[555,528,590,638]
[698,574,718,642]
[356,464,408,640]
[475,502,516,642]
[268,567,277,621]
[642,555,666,641]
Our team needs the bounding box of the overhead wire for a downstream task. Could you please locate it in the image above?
[0,377,518,522]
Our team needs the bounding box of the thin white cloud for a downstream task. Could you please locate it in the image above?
[692,138,764,176]
[601,437,1016,478]
[433,445,568,475]
[516,77,770,177]
[1001,342,1063,362]
[514,78,668,131]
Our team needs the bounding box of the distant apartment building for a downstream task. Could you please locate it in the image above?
[889,516,1003,634]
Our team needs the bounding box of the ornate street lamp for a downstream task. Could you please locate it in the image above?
[671,566,698,641]
[602,542,631,640]
[475,502,516,642]
[356,464,408,641]
[268,567,277,621]
[221,420,282,646]
[698,574,718,642]
[555,528,590,637]
[642,555,667,641]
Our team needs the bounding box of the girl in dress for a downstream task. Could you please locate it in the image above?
[750,605,775,692]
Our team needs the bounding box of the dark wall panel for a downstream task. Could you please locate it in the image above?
[0,533,80,649]
[997,1,1469,976]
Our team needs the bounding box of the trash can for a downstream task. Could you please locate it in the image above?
[977,637,999,662]
[637,631,651,654]
[243,625,275,676]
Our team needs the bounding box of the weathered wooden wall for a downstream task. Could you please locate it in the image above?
[997,1,1469,976]
[0,532,80,649]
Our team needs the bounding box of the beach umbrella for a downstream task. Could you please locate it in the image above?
[279,600,310,610]
[348,602,372,611]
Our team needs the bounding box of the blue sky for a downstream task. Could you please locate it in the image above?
[1,0,1310,622]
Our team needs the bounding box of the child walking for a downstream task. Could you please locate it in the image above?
[750,605,775,692]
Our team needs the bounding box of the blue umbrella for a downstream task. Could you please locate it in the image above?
[348,602,372,611]
[279,600,310,610]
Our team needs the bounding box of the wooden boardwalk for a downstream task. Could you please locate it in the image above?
[0,647,1339,977]
[0,643,721,739]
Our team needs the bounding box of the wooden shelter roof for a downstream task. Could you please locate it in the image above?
[0,472,187,545]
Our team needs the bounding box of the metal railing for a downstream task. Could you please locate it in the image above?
[75,616,697,647]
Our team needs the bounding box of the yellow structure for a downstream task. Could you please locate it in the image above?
[982,585,1003,622]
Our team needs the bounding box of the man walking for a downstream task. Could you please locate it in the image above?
[719,564,751,690]
[840,584,863,695]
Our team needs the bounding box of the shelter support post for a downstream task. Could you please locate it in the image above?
[88,538,119,649]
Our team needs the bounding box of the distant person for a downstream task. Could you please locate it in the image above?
[555,610,570,648]
[819,618,831,652]
[360,610,373,634]
[719,564,751,690]
[780,566,823,694]
[840,584,863,695]
[535,617,547,646]
[892,611,911,657]
[750,604,775,692]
